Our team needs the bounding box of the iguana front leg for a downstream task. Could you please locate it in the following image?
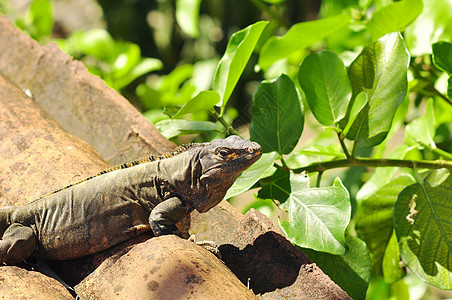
[149,197,190,237]
[0,223,37,264]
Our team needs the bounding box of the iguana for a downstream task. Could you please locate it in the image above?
[0,135,262,264]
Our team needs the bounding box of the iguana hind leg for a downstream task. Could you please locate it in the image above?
[0,223,36,264]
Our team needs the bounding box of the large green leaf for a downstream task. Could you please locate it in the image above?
[176,0,202,38]
[394,170,452,289]
[302,234,371,300]
[367,0,423,41]
[258,13,351,70]
[432,41,452,74]
[225,152,278,199]
[212,21,268,109]
[355,174,415,276]
[347,32,409,147]
[250,74,303,155]
[174,91,220,117]
[280,176,350,255]
[155,119,219,139]
[298,50,352,126]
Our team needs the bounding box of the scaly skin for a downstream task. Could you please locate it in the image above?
[0,136,262,264]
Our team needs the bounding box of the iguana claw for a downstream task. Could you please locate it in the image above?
[189,235,221,259]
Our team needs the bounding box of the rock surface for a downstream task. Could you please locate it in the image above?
[0,266,74,299]
[75,235,257,299]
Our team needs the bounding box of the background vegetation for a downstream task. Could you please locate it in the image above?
[2,0,452,299]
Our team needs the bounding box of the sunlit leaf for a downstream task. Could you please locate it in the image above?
[405,0,452,56]
[155,119,220,138]
[176,0,202,38]
[382,231,405,283]
[258,13,350,70]
[225,152,278,199]
[367,0,423,41]
[347,32,409,147]
[280,176,350,255]
[213,21,268,108]
[405,98,436,148]
[174,91,220,117]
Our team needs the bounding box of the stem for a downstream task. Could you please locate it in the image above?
[292,157,452,174]
[337,131,351,159]
[209,108,240,136]
[429,85,452,106]
[431,146,452,160]
[316,171,323,188]
[409,60,452,106]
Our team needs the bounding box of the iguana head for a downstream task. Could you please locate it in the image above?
[195,135,262,213]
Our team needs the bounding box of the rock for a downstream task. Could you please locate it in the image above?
[0,266,74,299]
[75,235,257,299]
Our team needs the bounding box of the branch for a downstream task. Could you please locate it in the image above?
[292,157,452,174]
[209,108,240,136]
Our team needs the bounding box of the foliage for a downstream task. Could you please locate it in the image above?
[7,0,452,298]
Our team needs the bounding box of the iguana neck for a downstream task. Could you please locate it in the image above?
[154,147,206,203]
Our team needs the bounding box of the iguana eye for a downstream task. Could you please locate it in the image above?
[218,148,229,157]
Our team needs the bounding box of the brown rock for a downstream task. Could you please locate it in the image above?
[75,235,257,300]
[0,16,175,165]
[0,73,108,205]
[0,266,74,299]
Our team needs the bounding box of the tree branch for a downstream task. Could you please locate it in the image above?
[292,157,452,174]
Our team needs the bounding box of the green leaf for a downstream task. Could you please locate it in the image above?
[250,74,303,155]
[432,41,452,74]
[258,168,292,204]
[225,152,278,199]
[382,231,405,283]
[448,76,452,99]
[258,13,351,70]
[356,144,409,201]
[174,91,220,117]
[347,32,409,147]
[355,174,415,277]
[213,21,268,108]
[280,176,350,255]
[155,119,219,139]
[404,0,452,56]
[367,0,423,41]
[405,98,436,148]
[176,0,202,38]
[342,91,367,137]
[395,170,452,289]
[286,144,345,169]
[114,57,163,90]
[298,50,352,126]
[26,0,54,41]
[302,233,371,300]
